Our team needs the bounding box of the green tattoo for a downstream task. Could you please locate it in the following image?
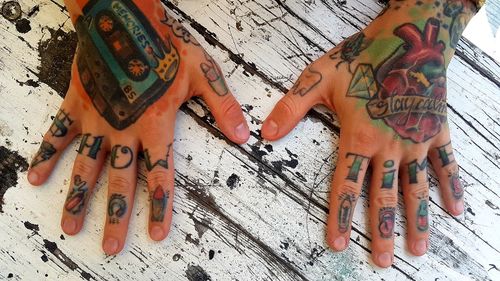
[345,153,370,183]
[408,158,428,184]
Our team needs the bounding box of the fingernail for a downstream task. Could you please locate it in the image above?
[333,237,346,250]
[103,238,119,255]
[414,239,427,255]
[377,252,393,268]
[150,226,164,241]
[62,218,77,234]
[263,120,278,137]
[234,122,249,141]
[28,171,38,184]
[455,200,464,214]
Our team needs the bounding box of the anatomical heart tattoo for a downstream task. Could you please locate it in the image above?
[347,18,448,143]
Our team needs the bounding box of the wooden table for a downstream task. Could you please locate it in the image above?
[1,0,499,280]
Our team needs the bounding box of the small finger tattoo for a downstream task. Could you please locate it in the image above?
[108,194,127,224]
[407,158,428,184]
[200,53,228,97]
[416,197,429,232]
[65,175,89,215]
[49,109,73,137]
[111,145,134,169]
[378,207,396,239]
[436,141,455,167]
[77,134,104,160]
[381,160,396,189]
[449,170,463,199]
[345,153,370,183]
[151,185,169,222]
[291,66,323,97]
[144,143,172,172]
[338,193,357,233]
[31,141,56,168]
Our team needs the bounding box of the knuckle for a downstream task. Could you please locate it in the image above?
[73,160,95,178]
[108,176,132,193]
[376,195,398,207]
[339,184,361,198]
[409,182,429,198]
[277,95,297,115]
[147,170,169,189]
[347,128,377,149]
[219,96,240,118]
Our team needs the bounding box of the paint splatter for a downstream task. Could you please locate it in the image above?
[226,173,240,190]
[0,146,28,212]
[186,264,211,281]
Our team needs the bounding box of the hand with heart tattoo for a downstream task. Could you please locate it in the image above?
[27,0,249,255]
[261,0,477,268]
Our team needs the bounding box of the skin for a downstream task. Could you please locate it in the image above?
[27,0,250,255]
[261,0,476,268]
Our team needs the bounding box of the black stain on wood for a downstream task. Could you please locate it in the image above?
[226,173,240,190]
[0,146,29,213]
[42,239,93,280]
[186,264,211,281]
[36,28,77,97]
[16,79,40,88]
[41,252,48,262]
[27,5,39,17]
[208,249,215,260]
[15,18,31,33]
[185,233,200,246]
[24,221,40,232]
[173,253,181,261]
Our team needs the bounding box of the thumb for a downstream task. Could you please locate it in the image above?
[199,55,249,144]
[262,66,325,141]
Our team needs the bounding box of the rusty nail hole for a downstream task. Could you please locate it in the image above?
[2,1,22,21]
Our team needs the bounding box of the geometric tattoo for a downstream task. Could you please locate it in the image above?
[416,197,429,232]
[151,185,169,222]
[345,153,370,183]
[110,145,134,169]
[65,175,89,215]
[76,0,179,130]
[381,160,396,189]
[407,158,428,184]
[108,193,127,224]
[144,143,172,172]
[436,141,455,167]
[49,109,73,137]
[338,193,357,233]
[200,52,229,97]
[77,134,104,160]
[378,207,396,239]
[31,141,56,168]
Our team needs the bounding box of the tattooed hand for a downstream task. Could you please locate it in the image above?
[261,0,476,268]
[27,0,249,255]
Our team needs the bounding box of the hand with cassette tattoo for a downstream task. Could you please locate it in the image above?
[261,0,477,268]
[27,0,249,255]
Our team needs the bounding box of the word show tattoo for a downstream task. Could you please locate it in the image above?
[408,158,428,184]
[338,193,356,233]
[151,186,168,222]
[291,66,323,97]
[416,198,429,232]
[31,141,56,168]
[65,175,89,215]
[330,32,372,72]
[345,153,370,183]
[111,145,134,169]
[449,170,463,199]
[378,207,396,239]
[108,194,127,224]
[49,109,73,137]
[436,141,455,167]
[200,53,228,97]
[77,134,104,160]
[381,160,396,189]
[144,143,172,171]
[160,9,200,46]
[348,18,447,143]
[76,0,179,130]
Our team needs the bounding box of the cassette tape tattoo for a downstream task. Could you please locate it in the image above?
[76,0,179,129]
